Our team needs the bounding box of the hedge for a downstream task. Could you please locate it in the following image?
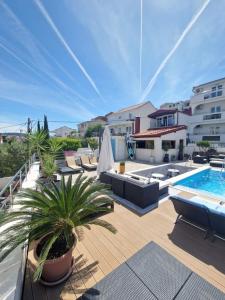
[52,137,82,151]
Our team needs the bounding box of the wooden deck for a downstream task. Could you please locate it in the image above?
[23,200,225,300]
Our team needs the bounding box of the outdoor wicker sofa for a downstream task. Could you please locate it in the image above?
[170,195,225,240]
[100,172,159,209]
[193,155,208,164]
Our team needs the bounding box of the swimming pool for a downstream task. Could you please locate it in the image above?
[174,169,225,197]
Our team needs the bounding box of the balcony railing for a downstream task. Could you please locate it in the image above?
[0,154,36,210]
[203,113,221,120]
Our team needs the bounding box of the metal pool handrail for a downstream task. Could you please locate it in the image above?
[0,154,36,209]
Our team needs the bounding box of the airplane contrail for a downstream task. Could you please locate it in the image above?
[139,0,210,102]
[34,0,105,102]
[139,0,143,93]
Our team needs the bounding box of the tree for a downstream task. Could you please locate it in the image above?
[85,124,102,138]
[43,115,49,139]
[86,137,98,150]
[27,131,48,160]
[37,120,41,133]
[196,141,210,154]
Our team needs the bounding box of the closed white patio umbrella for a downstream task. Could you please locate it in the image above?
[97,126,114,175]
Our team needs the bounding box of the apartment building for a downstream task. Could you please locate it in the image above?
[160,100,190,112]
[189,77,225,145]
[107,101,156,135]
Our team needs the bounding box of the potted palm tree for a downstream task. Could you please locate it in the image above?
[0,174,116,284]
[39,153,58,184]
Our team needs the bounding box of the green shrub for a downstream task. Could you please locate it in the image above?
[0,141,28,177]
[52,137,81,151]
[196,141,210,153]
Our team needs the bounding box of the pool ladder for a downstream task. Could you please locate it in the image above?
[220,158,225,179]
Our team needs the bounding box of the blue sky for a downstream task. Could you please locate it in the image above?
[1,0,225,131]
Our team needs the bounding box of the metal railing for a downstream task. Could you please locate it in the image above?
[0,154,36,210]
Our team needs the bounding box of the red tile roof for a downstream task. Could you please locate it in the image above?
[148,108,192,118]
[148,109,177,118]
[132,125,187,138]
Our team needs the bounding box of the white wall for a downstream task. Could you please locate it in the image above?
[111,136,128,161]
[135,129,186,163]
[108,102,156,133]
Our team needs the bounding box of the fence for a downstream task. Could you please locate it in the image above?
[0,154,36,209]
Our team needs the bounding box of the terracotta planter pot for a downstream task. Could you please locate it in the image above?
[34,235,76,283]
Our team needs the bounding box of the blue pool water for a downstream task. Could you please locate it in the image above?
[174,169,225,197]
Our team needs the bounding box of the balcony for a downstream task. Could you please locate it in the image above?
[191,88,225,103]
[191,111,225,124]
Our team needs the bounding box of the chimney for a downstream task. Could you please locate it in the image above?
[135,117,140,134]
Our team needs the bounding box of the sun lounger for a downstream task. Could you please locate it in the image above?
[65,156,83,173]
[210,160,225,168]
[81,155,97,170]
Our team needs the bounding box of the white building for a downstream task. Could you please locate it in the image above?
[189,77,225,146]
[132,109,191,163]
[160,100,190,112]
[51,126,75,137]
[107,101,156,135]
[78,116,108,137]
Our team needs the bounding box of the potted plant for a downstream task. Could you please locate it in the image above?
[39,153,58,184]
[119,161,125,174]
[162,144,170,162]
[0,174,116,284]
[178,142,184,161]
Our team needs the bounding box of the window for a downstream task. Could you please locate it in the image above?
[136,140,154,149]
[126,126,132,133]
[218,84,223,89]
[215,127,220,134]
[211,106,221,113]
[202,136,220,141]
[210,127,214,134]
[146,140,154,149]
[168,115,175,126]
[136,141,145,149]
[217,90,222,96]
[216,106,221,112]
[211,107,215,113]
[162,140,176,150]
[212,86,216,91]
[211,92,217,98]
[204,94,209,99]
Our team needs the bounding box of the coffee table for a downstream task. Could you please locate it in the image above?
[152,173,165,180]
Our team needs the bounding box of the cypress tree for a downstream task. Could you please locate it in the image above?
[37,120,41,133]
[43,115,49,139]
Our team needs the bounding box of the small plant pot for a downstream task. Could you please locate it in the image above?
[119,162,125,174]
[163,153,169,163]
[34,234,76,284]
